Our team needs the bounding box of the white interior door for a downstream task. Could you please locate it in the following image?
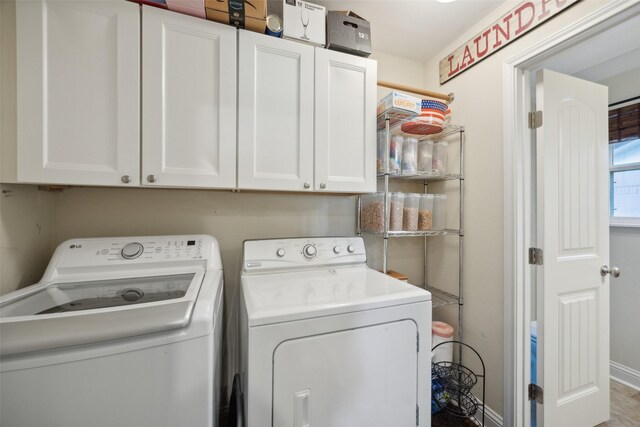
[16,0,140,186]
[237,32,314,192]
[536,69,610,427]
[273,321,418,427]
[142,7,236,189]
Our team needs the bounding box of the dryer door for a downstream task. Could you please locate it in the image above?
[272,319,418,427]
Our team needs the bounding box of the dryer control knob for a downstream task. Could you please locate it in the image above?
[121,242,144,260]
[302,244,317,259]
[276,248,286,257]
[333,246,342,254]
[347,245,355,253]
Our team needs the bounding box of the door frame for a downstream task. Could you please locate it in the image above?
[502,1,640,426]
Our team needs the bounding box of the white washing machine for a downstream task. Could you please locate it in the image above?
[0,235,224,427]
[240,237,432,427]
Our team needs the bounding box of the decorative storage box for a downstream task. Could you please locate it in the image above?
[283,0,326,47]
[206,0,267,33]
[376,91,421,128]
[326,11,372,57]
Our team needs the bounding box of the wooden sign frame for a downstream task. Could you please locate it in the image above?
[439,0,582,84]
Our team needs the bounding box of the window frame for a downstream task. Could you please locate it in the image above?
[609,140,640,227]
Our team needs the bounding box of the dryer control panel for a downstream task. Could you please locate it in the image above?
[243,237,366,273]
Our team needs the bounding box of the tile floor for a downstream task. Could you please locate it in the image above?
[597,379,640,427]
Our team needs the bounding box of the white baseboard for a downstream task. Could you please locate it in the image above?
[473,400,503,427]
[610,361,640,392]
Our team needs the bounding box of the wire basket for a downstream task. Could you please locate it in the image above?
[432,361,478,394]
[431,340,486,426]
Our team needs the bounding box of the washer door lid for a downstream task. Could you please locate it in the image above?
[0,271,205,356]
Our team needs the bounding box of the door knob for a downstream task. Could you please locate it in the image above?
[147,174,157,183]
[303,182,310,189]
[601,265,621,278]
[320,183,327,189]
[121,175,131,184]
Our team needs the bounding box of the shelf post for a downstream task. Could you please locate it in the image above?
[458,129,465,356]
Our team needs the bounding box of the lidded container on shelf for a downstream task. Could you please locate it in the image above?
[360,192,385,232]
[418,194,434,231]
[403,193,420,231]
[402,137,418,173]
[418,140,433,174]
[432,321,454,364]
[388,192,405,231]
[389,135,404,174]
[432,141,448,176]
[432,194,447,231]
[376,132,386,174]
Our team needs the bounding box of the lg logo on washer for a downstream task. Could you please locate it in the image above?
[69,244,82,249]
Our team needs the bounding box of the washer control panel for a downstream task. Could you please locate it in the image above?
[243,237,366,273]
[55,235,215,269]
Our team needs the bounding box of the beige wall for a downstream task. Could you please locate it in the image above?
[422,0,620,416]
[0,185,55,294]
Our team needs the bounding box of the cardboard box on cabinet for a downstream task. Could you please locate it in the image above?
[326,11,372,57]
[205,0,267,33]
[282,0,326,46]
[166,0,205,18]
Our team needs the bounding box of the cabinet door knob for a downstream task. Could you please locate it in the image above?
[121,175,131,184]
[147,175,157,183]
[320,183,327,189]
[303,182,310,189]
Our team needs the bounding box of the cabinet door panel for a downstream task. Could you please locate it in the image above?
[142,7,236,188]
[16,0,139,186]
[315,50,376,193]
[238,32,314,191]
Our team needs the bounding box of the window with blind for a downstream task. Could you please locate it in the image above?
[609,100,640,222]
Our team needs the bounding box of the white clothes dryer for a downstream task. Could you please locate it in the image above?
[0,235,224,427]
[240,237,432,427]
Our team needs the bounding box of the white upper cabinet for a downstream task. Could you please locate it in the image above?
[237,31,315,192]
[16,0,140,186]
[238,31,377,193]
[12,4,376,193]
[142,7,237,188]
[314,49,376,193]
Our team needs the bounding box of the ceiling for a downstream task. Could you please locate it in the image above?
[272,0,505,62]
[538,12,640,83]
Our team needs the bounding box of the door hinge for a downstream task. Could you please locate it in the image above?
[416,404,419,425]
[528,111,543,129]
[529,247,543,265]
[528,383,544,404]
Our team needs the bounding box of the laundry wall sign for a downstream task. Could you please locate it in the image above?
[439,0,582,84]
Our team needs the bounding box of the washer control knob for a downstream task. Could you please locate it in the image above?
[347,245,355,253]
[302,244,317,259]
[121,242,144,260]
[333,246,342,254]
[276,248,286,257]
